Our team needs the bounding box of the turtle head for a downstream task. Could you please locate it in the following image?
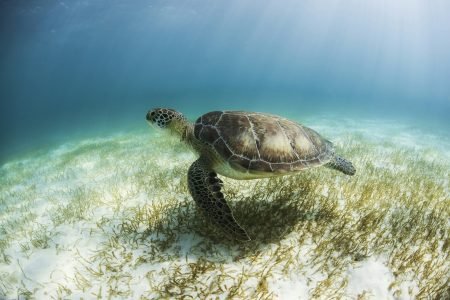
[146,108,189,137]
[146,108,182,128]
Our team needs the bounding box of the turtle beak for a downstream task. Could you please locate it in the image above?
[146,111,153,122]
[146,111,156,128]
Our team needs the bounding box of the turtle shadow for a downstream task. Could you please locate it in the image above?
[153,176,337,250]
[232,195,323,244]
[229,186,337,246]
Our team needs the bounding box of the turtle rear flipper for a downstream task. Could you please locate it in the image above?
[188,158,250,241]
[325,155,356,175]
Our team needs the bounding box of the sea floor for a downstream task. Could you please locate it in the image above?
[0,117,449,299]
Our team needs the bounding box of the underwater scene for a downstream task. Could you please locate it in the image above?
[1,1,449,299]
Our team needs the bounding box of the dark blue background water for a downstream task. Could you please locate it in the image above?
[1,0,450,163]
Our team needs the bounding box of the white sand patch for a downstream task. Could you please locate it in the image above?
[272,276,309,299]
[346,257,395,299]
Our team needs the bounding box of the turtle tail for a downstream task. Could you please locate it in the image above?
[325,155,356,176]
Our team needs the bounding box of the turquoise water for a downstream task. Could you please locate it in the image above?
[1,0,449,163]
[1,1,450,299]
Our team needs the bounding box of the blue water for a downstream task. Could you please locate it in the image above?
[1,0,450,164]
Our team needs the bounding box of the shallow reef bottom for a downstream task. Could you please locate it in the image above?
[0,117,449,299]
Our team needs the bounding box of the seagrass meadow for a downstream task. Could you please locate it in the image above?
[0,116,448,299]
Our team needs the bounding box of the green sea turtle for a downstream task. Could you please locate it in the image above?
[146,108,355,241]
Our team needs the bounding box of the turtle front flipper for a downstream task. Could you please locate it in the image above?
[325,155,356,175]
[188,158,250,241]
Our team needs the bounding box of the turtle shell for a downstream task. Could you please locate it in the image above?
[194,111,333,174]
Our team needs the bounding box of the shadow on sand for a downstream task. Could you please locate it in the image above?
[139,175,340,258]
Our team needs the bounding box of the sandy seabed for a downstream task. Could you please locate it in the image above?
[0,117,449,299]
